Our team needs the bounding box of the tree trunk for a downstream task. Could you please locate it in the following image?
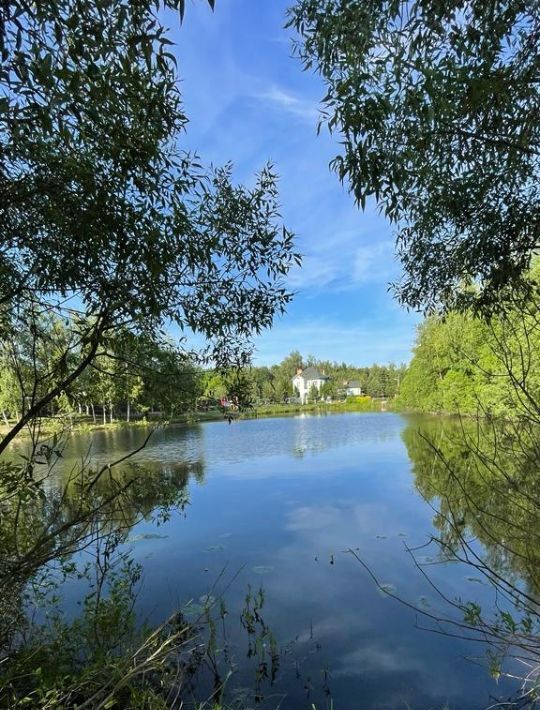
[91,403,96,423]
[78,403,82,415]
[1,411,9,427]
[0,321,106,456]
[126,399,131,423]
[85,404,90,416]
[103,405,107,425]
[109,402,113,424]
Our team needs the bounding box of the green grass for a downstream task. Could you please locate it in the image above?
[244,397,380,418]
[0,398,384,443]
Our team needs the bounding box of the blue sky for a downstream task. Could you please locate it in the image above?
[171,0,420,366]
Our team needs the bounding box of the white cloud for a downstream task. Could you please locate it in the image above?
[287,231,395,292]
[353,241,396,284]
[333,644,424,678]
[255,85,320,123]
[287,256,340,290]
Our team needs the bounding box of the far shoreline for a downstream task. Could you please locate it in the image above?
[0,398,390,442]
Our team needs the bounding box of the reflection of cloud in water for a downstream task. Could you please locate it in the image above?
[54,412,516,707]
[333,644,423,676]
[286,503,394,537]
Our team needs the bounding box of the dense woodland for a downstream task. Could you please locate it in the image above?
[208,352,406,406]
[398,264,540,417]
[0,328,404,424]
[6,286,540,421]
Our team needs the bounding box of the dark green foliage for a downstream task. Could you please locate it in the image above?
[213,352,407,406]
[0,0,299,453]
[397,264,540,415]
[288,0,540,312]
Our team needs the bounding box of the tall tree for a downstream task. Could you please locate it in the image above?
[0,0,299,452]
[288,0,539,312]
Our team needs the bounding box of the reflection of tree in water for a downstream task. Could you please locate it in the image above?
[0,436,306,708]
[53,422,207,472]
[66,414,401,466]
[287,413,401,459]
[401,415,540,698]
[5,431,308,709]
[403,416,540,593]
[0,435,207,699]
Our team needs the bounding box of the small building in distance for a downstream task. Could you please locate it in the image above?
[292,367,330,404]
[344,380,362,397]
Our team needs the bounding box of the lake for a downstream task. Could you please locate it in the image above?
[23,412,528,708]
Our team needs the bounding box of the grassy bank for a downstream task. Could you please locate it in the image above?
[177,396,382,423]
[172,396,381,423]
[0,397,384,441]
[246,397,380,418]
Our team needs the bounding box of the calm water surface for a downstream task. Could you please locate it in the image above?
[50,412,520,708]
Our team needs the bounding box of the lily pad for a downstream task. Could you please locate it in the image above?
[199,594,216,606]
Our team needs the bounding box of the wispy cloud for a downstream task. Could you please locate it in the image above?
[254,85,320,123]
[352,240,397,284]
[287,230,398,293]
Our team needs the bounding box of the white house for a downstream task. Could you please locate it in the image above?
[344,380,362,397]
[292,367,330,404]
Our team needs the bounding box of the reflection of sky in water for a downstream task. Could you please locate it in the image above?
[55,413,516,708]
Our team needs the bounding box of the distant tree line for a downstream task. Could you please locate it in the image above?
[0,319,407,424]
[204,351,407,406]
[18,303,536,424]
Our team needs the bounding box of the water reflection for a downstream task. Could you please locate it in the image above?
[62,413,402,473]
[402,414,540,702]
[404,414,540,593]
[2,412,536,708]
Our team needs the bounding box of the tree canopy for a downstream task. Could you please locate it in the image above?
[398,263,540,416]
[288,0,540,312]
[0,0,299,452]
